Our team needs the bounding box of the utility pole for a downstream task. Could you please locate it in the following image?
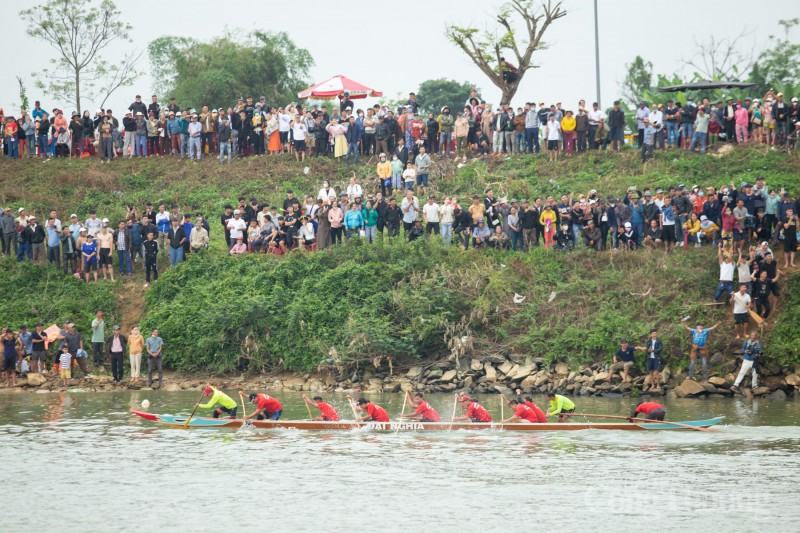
[594,0,601,106]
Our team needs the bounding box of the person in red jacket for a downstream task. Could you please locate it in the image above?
[400,392,441,422]
[629,401,666,421]
[245,393,283,421]
[502,399,540,423]
[302,393,339,421]
[514,389,547,423]
[352,396,389,422]
[453,395,493,423]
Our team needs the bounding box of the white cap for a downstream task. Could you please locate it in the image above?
[18,207,25,213]
[136,111,143,116]
[102,218,109,223]
[233,209,241,215]
[176,111,182,116]
[70,213,77,218]
[96,109,102,114]
[761,241,769,246]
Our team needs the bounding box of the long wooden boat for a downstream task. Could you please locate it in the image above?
[130,410,724,431]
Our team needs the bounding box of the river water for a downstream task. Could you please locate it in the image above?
[1,390,798,532]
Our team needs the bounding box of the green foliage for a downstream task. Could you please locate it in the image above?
[416,79,478,115]
[141,241,462,372]
[0,258,116,334]
[620,56,653,106]
[147,31,313,109]
[768,280,800,369]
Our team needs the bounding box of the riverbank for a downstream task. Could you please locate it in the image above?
[6,354,799,400]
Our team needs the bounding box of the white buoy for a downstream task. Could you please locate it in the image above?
[141,399,150,409]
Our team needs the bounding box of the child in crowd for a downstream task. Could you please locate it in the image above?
[59,345,72,386]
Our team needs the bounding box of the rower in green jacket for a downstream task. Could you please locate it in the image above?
[199,386,238,419]
[545,391,575,423]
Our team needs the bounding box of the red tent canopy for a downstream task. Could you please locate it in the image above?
[297,74,383,100]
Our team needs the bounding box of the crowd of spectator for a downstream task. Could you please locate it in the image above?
[2,88,798,164]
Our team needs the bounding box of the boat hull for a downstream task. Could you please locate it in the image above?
[130,411,724,431]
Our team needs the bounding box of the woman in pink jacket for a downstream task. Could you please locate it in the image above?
[328,202,344,245]
[734,101,749,143]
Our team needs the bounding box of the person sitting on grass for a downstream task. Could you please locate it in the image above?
[230,236,247,255]
[643,219,663,248]
[472,218,491,248]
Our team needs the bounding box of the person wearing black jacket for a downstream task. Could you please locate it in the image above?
[105,327,127,383]
[148,95,161,119]
[167,220,186,267]
[128,95,147,117]
[28,217,46,263]
[384,198,402,238]
[143,231,158,286]
[519,201,537,249]
[217,116,232,164]
[313,115,328,157]
[374,193,388,236]
[60,227,77,274]
[607,101,625,151]
[452,207,473,249]
[69,114,84,156]
[375,116,391,156]
[122,111,136,158]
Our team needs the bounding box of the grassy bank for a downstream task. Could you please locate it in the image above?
[0,146,797,374]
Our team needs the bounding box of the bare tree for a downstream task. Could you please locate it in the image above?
[446,0,566,105]
[681,31,755,81]
[20,0,140,114]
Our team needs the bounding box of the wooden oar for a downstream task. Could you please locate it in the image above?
[238,392,251,427]
[564,412,714,432]
[305,400,314,421]
[347,397,362,427]
[448,393,458,430]
[396,392,408,433]
[183,387,208,429]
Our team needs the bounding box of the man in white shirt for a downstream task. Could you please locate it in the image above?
[16,207,29,228]
[85,210,103,237]
[400,190,419,234]
[187,115,202,161]
[650,104,664,150]
[730,284,752,339]
[226,209,247,251]
[635,101,650,148]
[422,195,441,235]
[715,245,736,301]
[588,102,603,149]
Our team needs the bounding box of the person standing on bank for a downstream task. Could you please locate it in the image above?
[91,310,105,369]
[732,331,762,393]
[128,326,144,382]
[635,329,663,390]
[145,329,163,389]
[105,325,127,383]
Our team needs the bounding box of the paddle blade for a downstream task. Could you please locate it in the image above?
[131,410,158,421]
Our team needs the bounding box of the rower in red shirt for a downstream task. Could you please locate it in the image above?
[453,395,492,423]
[501,399,539,423]
[628,401,666,422]
[302,393,340,421]
[351,396,389,422]
[401,392,441,422]
[515,388,547,423]
[244,393,283,421]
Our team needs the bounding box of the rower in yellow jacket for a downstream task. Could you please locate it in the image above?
[199,386,238,419]
[545,391,575,423]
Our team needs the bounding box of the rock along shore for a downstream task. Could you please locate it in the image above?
[5,352,798,401]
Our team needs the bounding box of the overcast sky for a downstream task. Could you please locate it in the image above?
[1,0,795,115]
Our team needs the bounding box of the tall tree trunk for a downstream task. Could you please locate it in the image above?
[500,79,520,106]
[75,70,81,116]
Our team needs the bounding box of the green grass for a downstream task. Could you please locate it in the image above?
[1,145,797,373]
